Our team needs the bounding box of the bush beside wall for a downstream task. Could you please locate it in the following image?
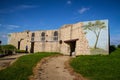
[0,44,16,56]
[16,50,28,53]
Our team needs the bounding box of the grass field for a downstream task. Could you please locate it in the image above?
[0,52,59,80]
[70,48,120,80]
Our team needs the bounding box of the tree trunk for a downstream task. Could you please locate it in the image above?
[94,36,99,49]
[94,30,101,49]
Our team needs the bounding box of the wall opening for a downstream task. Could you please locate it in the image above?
[18,41,20,50]
[41,32,45,41]
[30,42,34,53]
[69,41,76,56]
[64,39,78,56]
[18,38,24,50]
[31,32,35,41]
[53,31,58,41]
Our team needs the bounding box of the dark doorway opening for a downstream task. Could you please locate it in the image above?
[64,39,78,56]
[69,41,76,56]
[30,42,34,53]
[18,41,20,50]
[18,39,24,50]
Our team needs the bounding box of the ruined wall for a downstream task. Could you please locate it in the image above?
[73,22,90,55]
[9,22,90,55]
[33,30,59,52]
[9,31,30,50]
[59,22,90,55]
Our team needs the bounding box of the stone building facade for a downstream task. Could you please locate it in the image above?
[8,22,90,56]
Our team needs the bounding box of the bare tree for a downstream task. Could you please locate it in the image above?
[83,20,106,49]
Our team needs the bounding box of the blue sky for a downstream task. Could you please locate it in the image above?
[0,0,120,45]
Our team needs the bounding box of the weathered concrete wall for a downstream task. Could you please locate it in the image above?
[9,22,90,55]
[9,30,60,53]
[59,22,90,55]
[9,31,30,50]
[73,22,90,55]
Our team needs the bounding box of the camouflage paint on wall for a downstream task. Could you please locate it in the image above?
[82,20,109,54]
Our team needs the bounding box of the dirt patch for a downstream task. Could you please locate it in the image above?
[29,55,88,80]
[29,55,75,80]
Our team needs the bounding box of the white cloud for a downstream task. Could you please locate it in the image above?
[15,5,38,10]
[0,24,21,44]
[78,7,90,14]
[0,33,7,38]
[8,25,20,28]
[1,34,7,38]
[6,25,20,30]
[110,34,120,45]
[67,0,72,4]
[0,33,8,45]
[0,24,21,30]
[0,5,39,14]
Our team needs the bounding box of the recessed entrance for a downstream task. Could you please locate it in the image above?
[18,41,20,50]
[30,42,34,53]
[69,41,76,56]
[64,39,78,56]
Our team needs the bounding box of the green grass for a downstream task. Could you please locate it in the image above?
[70,48,120,80]
[0,52,59,80]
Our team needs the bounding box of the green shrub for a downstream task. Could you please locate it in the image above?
[0,45,1,49]
[0,52,4,54]
[109,45,116,53]
[16,50,28,53]
[117,44,120,48]
[2,44,16,50]
[0,45,4,55]
[1,44,16,55]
